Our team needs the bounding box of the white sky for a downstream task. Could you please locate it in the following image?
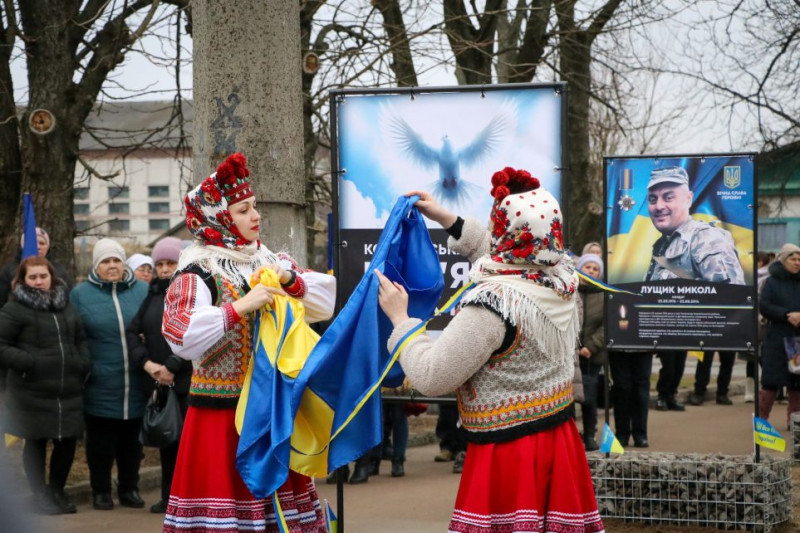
[8,2,782,155]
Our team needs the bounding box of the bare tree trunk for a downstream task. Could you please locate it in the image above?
[495,0,552,84]
[301,1,325,270]
[0,5,22,263]
[555,0,623,248]
[373,0,419,87]
[443,0,503,84]
[16,0,122,274]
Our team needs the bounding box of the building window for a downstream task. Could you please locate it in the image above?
[149,185,169,197]
[108,186,129,199]
[74,187,90,200]
[108,219,130,233]
[758,223,787,252]
[109,203,129,214]
[75,220,90,232]
[149,202,170,214]
[74,204,90,215]
[149,219,171,231]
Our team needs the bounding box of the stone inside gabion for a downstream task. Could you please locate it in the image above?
[791,413,800,462]
[587,453,792,532]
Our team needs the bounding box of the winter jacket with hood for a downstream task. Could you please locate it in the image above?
[0,279,90,439]
[759,260,800,389]
[70,268,148,419]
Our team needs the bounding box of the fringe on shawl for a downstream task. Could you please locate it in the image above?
[460,281,580,362]
[177,241,281,284]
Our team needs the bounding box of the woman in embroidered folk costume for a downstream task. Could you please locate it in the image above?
[161,153,335,533]
[376,168,604,533]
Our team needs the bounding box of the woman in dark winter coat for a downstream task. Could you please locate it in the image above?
[126,237,192,514]
[0,256,90,515]
[576,253,608,451]
[758,243,800,427]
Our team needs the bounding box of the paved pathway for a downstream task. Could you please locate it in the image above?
[24,393,791,533]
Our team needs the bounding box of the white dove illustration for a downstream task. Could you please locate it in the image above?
[389,113,510,207]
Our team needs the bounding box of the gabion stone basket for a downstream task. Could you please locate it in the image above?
[791,412,800,463]
[587,453,792,532]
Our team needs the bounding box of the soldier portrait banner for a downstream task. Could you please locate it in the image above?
[604,153,758,352]
[330,84,566,327]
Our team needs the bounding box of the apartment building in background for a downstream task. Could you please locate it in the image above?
[74,100,193,249]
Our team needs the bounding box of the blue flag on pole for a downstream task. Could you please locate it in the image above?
[21,193,38,259]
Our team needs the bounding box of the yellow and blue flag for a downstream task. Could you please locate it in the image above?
[600,423,624,454]
[235,268,322,498]
[235,196,446,497]
[290,196,445,476]
[753,416,785,452]
[324,500,337,533]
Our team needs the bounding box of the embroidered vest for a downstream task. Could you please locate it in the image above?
[189,275,252,408]
[456,309,575,443]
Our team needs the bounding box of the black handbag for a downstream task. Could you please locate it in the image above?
[140,385,184,448]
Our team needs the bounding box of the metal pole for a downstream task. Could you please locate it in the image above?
[754,346,761,463]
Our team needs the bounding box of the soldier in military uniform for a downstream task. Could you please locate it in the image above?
[644,166,746,412]
[644,166,745,284]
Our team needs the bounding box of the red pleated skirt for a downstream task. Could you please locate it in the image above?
[163,406,326,533]
[449,419,604,533]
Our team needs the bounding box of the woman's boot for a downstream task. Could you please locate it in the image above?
[787,390,800,430]
[391,459,405,477]
[759,389,777,420]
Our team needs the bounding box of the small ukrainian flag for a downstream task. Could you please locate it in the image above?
[324,500,337,533]
[753,417,785,452]
[600,423,624,454]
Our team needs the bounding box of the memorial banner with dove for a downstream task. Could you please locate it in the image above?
[331,84,566,328]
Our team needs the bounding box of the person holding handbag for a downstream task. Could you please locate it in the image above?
[127,237,192,514]
[0,256,90,514]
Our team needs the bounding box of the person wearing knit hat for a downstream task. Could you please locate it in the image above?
[125,235,192,513]
[575,253,608,451]
[376,167,603,533]
[151,237,182,266]
[577,253,604,278]
[127,254,154,284]
[759,243,800,428]
[19,227,51,258]
[581,241,602,257]
[161,152,335,532]
[70,238,148,510]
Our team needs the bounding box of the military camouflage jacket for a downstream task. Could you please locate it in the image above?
[645,218,745,284]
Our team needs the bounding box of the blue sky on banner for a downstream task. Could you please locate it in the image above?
[337,88,561,229]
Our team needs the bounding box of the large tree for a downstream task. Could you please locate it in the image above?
[0,0,189,270]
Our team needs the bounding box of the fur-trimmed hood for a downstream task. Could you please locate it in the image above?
[11,278,69,312]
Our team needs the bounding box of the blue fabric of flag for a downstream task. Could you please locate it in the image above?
[21,193,39,259]
[235,304,297,499]
[293,195,444,472]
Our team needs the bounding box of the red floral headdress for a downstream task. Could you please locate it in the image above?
[184,152,255,249]
[483,166,574,295]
